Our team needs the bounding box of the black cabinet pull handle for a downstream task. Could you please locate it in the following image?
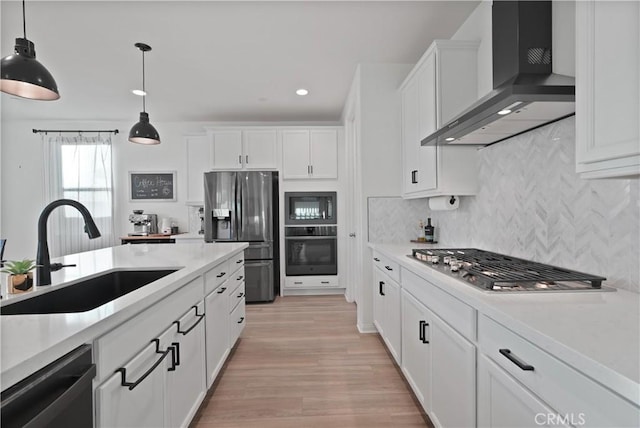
[373,257,380,262]
[217,286,227,294]
[237,275,244,281]
[384,265,393,271]
[117,339,171,390]
[499,349,534,371]
[174,306,205,336]
[236,259,243,264]
[320,281,330,284]
[168,341,180,371]
[379,281,385,296]
[238,316,245,324]
[216,272,226,278]
[246,155,249,164]
[411,170,418,184]
[237,292,244,298]
[419,321,429,344]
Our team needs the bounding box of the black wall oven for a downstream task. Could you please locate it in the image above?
[285,192,336,225]
[285,226,337,276]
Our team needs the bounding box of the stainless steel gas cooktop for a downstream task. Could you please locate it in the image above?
[410,248,612,292]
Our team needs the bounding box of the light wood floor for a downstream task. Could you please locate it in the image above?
[191,295,432,428]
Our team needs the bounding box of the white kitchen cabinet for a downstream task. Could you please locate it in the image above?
[204,283,230,389]
[96,341,168,428]
[186,134,210,204]
[478,354,563,428]
[210,128,278,170]
[163,303,207,428]
[575,1,640,178]
[372,262,401,364]
[282,129,338,179]
[400,289,430,408]
[400,40,480,198]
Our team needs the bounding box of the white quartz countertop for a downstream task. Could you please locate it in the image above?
[0,242,247,390]
[369,243,640,406]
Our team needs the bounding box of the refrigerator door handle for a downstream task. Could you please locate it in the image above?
[235,175,242,239]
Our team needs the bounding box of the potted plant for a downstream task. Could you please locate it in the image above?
[1,259,37,294]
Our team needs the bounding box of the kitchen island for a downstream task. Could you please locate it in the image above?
[0,242,247,391]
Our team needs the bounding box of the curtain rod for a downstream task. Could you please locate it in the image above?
[32,129,119,135]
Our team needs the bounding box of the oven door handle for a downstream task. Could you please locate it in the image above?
[285,236,337,240]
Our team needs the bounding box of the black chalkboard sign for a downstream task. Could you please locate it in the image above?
[129,171,177,201]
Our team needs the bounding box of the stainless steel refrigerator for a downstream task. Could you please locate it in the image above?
[204,171,279,302]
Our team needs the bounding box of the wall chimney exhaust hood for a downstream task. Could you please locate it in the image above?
[422,1,575,147]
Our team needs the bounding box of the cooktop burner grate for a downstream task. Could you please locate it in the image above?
[411,248,606,290]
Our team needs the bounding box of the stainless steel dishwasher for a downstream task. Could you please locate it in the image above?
[1,344,96,428]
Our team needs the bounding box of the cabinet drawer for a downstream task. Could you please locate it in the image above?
[229,281,245,313]
[372,251,400,283]
[479,315,640,427]
[229,251,245,270]
[204,259,230,295]
[94,276,203,383]
[229,298,246,347]
[402,267,476,341]
[285,276,339,288]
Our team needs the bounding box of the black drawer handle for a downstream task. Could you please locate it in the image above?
[117,339,171,390]
[237,292,244,298]
[237,275,244,281]
[419,320,429,344]
[238,316,245,324]
[217,286,227,294]
[320,281,330,284]
[216,272,226,278]
[373,257,380,262]
[411,170,418,184]
[174,306,205,336]
[384,265,393,271]
[168,342,180,371]
[499,349,534,371]
[236,259,243,264]
[379,281,385,296]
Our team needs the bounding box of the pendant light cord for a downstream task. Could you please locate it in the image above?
[22,0,27,39]
[142,49,146,113]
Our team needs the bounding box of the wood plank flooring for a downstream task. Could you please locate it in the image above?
[191,295,432,428]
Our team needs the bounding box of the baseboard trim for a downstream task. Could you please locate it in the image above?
[357,323,377,334]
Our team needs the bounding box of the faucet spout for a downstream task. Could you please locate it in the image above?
[37,199,101,286]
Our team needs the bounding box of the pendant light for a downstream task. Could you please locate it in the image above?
[0,0,60,100]
[129,42,160,145]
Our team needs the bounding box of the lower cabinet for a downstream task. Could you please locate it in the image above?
[372,266,401,364]
[204,283,230,389]
[400,289,476,428]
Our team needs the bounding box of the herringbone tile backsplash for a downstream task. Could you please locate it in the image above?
[369,117,640,293]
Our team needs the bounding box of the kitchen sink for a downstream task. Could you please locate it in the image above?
[0,269,178,315]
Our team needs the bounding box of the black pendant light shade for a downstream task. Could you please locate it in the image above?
[129,112,160,145]
[129,42,160,145]
[0,1,60,100]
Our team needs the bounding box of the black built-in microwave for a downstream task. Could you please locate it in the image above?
[284,192,337,225]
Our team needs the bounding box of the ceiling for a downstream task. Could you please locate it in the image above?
[1,1,479,123]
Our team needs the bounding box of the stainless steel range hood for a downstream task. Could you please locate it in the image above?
[422,1,575,147]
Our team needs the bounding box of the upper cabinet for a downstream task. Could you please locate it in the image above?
[282,129,339,180]
[210,128,278,171]
[400,40,480,199]
[575,1,640,178]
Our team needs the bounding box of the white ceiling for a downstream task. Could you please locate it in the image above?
[1,1,479,123]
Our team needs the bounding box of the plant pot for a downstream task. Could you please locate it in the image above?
[9,273,33,294]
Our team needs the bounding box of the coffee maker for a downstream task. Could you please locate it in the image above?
[128,211,158,236]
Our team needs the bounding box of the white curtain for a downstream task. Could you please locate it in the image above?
[43,134,116,257]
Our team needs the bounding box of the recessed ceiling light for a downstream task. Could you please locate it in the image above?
[132,89,146,96]
[445,137,455,142]
[497,109,512,115]
[296,88,309,96]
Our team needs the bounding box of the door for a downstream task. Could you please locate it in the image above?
[243,129,278,169]
[205,286,230,388]
[236,171,274,242]
[310,129,338,178]
[401,290,430,410]
[344,106,361,303]
[204,172,237,242]
[478,354,563,428]
[211,130,243,170]
[244,260,274,302]
[96,341,168,428]
[165,304,207,428]
[402,76,420,195]
[282,130,311,179]
[383,278,401,364]
[430,310,476,428]
[372,269,385,335]
[417,53,437,192]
